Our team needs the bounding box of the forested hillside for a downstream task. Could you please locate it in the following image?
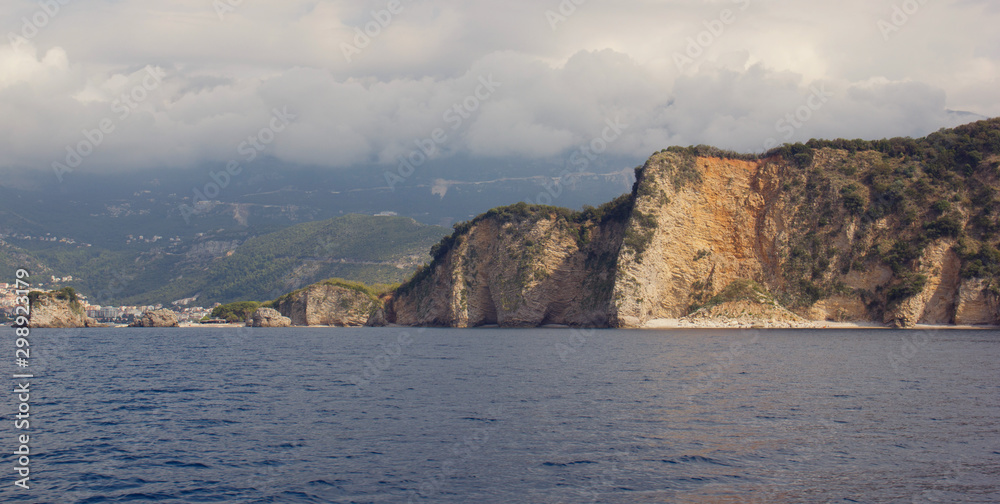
[1,214,446,306]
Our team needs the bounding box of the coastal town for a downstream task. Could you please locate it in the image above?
[0,279,215,325]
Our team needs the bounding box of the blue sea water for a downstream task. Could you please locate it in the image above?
[1,327,998,503]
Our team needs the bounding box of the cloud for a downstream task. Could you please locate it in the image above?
[0,0,998,175]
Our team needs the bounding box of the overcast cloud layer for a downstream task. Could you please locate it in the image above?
[1,0,998,174]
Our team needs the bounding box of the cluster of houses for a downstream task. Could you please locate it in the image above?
[0,282,215,325]
[0,233,91,247]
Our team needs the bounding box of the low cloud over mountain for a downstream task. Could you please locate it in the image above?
[1,0,996,175]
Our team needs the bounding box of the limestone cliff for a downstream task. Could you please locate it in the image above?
[386,201,628,327]
[28,289,102,328]
[610,138,1000,328]
[273,279,383,326]
[384,119,1000,328]
[610,153,790,326]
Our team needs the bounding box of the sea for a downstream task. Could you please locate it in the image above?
[1,327,998,503]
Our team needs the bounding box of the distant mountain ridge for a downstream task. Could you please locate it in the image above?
[2,214,447,307]
[0,156,636,306]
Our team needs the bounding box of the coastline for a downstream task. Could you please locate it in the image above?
[15,320,999,330]
[641,318,1000,330]
[88,321,1000,330]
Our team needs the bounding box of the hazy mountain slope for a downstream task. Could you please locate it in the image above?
[123,214,449,306]
[3,214,445,307]
[0,158,634,306]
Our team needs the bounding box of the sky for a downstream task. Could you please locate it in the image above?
[1,0,998,175]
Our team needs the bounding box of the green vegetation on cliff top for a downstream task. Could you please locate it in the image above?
[395,117,1000,313]
[28,286,84,315]
[398,194,635,296]
[266,277,386,307]
[210,301,261,322]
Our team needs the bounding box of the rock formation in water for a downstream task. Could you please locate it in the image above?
[273,279,383,326]
[249,307,293,327]
[383,119,1000,328]
[131,309,180,327]
[28,288,102,328]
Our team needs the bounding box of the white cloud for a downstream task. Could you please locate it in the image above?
[0,0,997,175]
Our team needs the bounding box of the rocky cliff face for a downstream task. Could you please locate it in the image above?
[386,202,627,327]
[29,291,101,328]
[274,280,382,326]
[385,119,1000,328]
[610,153,790,326]
[954,278,1000,325]
[612,147,999,328]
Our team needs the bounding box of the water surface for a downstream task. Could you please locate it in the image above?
[2,327,998,503]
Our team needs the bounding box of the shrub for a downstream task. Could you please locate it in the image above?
[211,301,261,322]
[395,263,433,297]
[840,183,865,215]
[623,211,657,257]
[961,244,1000,279]
[887,274,928,303]
[931,200,952,214]
[924,215,962,239]
[54,287,78,303]
[578,194,633,224]
[27,291,45,308]
[884,241,922,274]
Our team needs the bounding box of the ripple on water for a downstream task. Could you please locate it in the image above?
[2,328,997,504]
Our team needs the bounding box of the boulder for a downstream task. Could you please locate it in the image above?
[249,308,292,328]
[131,309,179,327]
[365,307,388,327]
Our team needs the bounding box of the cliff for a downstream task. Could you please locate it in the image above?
[385,118,1000,328]
[272,279,383,326]
[28,288,102,328]
[386,200,629,327]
